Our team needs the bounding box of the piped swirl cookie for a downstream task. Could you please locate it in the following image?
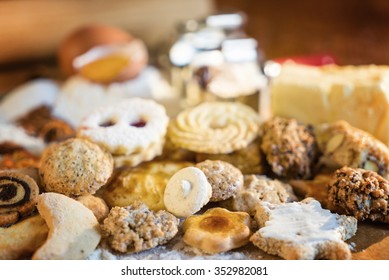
[77,98,169,167]
[0,170,39,227]
[167,102,260,154]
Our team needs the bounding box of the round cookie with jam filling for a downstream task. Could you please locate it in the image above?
[0,170,39,227]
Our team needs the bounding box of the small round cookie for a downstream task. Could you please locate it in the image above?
[76,195,109,223]
[167,101,260,154]
[0,170,39,227]
[164,167,212,217]
[196,160,243,202]
[39,138,113,196]
[77,98,169,167]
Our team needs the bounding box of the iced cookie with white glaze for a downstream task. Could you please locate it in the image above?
[250,198,357,260]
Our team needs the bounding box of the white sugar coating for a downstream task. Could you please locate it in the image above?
[164,167,212,217]
[258,199,356,243]
[0,124,45,155]
[0,79,59,123]
[77,98,169,155]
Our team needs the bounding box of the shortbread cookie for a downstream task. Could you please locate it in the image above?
[77,98,169,167]
[328,167,389,223]
[260,117,319,179]
[102,161,193,211]
[0,215,48,260]
[183,207,251,254]
[0,124,45,156]
[167,101,260,154]
[76,195,109,223]
[101,202,179,253]
[250,198,357,260]
[227,175,297,216]
[33,193,101,260]
[316,120,389,178]
[39,138,113,196]
[164,167,212,217]
[196,160,243,202]
[195,139,266,174]
[0,171,39,227]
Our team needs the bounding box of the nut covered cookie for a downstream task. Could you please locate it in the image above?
[183,207,251,254]
[167,102,260,154]
[250,198,357,260]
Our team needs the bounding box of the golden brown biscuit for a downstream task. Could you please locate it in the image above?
[0,170,39,227]
[102,160,193,211]
[39,138,113,196]
[196,160,243,202]
[76,195,109,223]
[183,208,251,254]
[0,215,48,260]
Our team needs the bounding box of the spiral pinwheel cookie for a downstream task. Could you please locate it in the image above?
[167,102,260,154]
[183,207,252,254]
[0,170,39,227]
[77,98,169,167]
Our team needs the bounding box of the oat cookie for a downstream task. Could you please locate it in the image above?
[102,161,193,211]
[101,201,179,253]
[196,160,243,202]
[328,167,389,223]
[250,198,357,260]
[195,139,266,174]
[316,120,389,178]
[183,207,251,254]
[227,175,297,216]
[168,102,260,154]
[260,117,319,179]
[164,167,212,217]
[33,192,101,260]
[39,138,113,196]
[77,98,169,167]
[0,215,48,260]
[0,170,39,227]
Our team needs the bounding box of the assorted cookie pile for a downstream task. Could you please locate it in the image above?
[1,96,389,260]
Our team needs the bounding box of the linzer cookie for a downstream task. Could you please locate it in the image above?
[0,170,39,227]
[260,117,319,179]
[167,102,260,154]
[328,167,389,223]
[316,120,389,178]
[77,98,169,167]
[250,198,357,260]
[183,207,251,254]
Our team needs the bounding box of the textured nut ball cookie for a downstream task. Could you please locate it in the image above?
[39,138,113,196]
[196,160,243,202]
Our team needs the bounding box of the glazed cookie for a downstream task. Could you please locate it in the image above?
[260,117,319,179]
[164,167,212,217]
[39,138,113,196]
[77,98,169,167]
[316,120,389,178]
[250,198,357,260]
[167,102,260,154]
[183,208,251,254]
[101,202,179,253]
[102,161,193,211]
[227,175,297,216]
[196,160,243,202]
[0,170,39,227]
[328,167,389,223]
[33,193,101,260]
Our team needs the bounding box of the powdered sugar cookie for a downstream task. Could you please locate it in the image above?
[167,102,260,154]
[183,207,251,254]
[164,167,212,217]
[250,198,357,260]
[78,98,169,167]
